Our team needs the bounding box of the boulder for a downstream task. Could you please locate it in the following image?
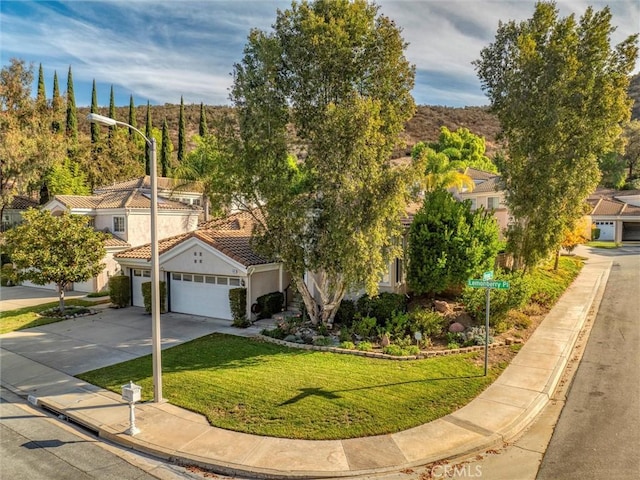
[448,322,465,333]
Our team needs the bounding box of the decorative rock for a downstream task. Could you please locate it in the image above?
[380,335,391,347]
[434,300,451,314]
[448,322,465,333]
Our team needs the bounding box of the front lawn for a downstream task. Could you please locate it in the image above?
[79,333,511,440]
[586,241,620,249]
[0,299,109,334]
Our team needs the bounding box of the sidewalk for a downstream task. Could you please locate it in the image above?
[0,257,611,479]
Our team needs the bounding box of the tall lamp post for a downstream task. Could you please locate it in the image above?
[87,113,163,403]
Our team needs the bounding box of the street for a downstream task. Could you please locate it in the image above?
[537,247,640,479]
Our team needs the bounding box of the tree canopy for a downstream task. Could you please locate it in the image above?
[475,1,638,270]
[407,189,501,295]
[215,0,417,325]
[4,209,107,311]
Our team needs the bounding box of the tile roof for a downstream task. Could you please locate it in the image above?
[8,195,39,210]
[115,210,271,266]
[470,176,501,193]
[464,167,498,181]
[104,233,130,248]
[590,198,640,216]
[55,190,199,211]
[95,176,203,194]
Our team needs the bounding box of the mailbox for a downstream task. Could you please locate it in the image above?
[122,381,142,403]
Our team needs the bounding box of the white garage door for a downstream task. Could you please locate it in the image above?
[595,221,615,241]
[169,273,242,320]
[131,269,150,307]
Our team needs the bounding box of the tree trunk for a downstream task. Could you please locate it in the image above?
[554,249,560,271]
[58,283,66,313]
[291,272,346,327]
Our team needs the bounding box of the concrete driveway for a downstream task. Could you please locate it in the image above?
[0,304,271,375]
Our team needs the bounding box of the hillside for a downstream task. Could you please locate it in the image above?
[78,73,639,160]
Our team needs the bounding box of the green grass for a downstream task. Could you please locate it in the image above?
[0,299,109,334]
[79,333,507,440]
[586,241,620,249]
[527,256,584,309]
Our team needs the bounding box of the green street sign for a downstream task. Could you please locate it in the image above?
[467,279,510,289]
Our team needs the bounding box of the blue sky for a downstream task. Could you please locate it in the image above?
[1,0,639,108]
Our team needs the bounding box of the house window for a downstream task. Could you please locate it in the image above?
[205,276,216,284]
[217,277,228,285]
[488,197,500,209]
[229,278,240,286]
[113,216,125,233]
[468,198,477,210]
[192,198,201,206]
[194,275,204,283]
[172,273,182,281]
[142,270,150,278]
[133,270,142,277]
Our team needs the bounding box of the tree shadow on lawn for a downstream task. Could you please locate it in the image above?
[279,375,484,406]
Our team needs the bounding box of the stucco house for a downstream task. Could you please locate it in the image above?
[40,187,201,292]
[114,210,287,321]
[1,195,39,232]
[588,189,640,242]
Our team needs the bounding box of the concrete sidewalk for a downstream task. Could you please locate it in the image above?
[0,257,611,478]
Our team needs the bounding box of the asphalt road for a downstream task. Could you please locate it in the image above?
[537,247,640,480]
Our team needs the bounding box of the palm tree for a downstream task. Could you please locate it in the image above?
[412,142,474,193]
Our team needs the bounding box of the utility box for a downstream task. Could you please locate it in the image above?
[121,381,142,403]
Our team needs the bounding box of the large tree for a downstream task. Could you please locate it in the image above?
[4,209,106,312]
[407,189,501,296]
[178,96,186,163]
[216,0,417,325]
[622,120,640,182]
[65,66,77,145]
[411,141,475,193]
[474,1,638,270]
[429,126,497,173]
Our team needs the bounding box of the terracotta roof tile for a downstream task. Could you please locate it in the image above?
[464,167,497,181]
[8,195,39,210]
[115,211,270,266]
[591,198,624,215]
[54,190,199,211]
[95,176,203,193]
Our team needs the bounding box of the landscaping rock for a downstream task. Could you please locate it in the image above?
[434,300,451,314]
[448,322,465,333]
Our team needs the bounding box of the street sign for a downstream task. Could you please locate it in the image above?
[483,271,494,280]
[467,279,510,289]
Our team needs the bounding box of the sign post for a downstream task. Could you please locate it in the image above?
[467,273,510,376]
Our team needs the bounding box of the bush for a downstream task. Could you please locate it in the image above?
[384,311,411,340]
[507,310,532,330]
[108,275,130,308]
[409,309,447,338]
[352,315,377,338]
[356,292,407,325]
[339,341,356,349]
[261,327,286,339]
[334,299,357,327]
[461,271,532,324]
[383,344,420,356]
[0,264,17,287]
[255,291,284,319]
[356,341,373,351]
[229,288,250,327]
[313,336,334,346]
[141,281,167,313]
[459,326,493,346]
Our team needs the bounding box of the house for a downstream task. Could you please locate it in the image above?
[114,210,287,321]
[454,167,510,237]
[588,189,640,242]
[1,195,39,232]
[40,187,201,292]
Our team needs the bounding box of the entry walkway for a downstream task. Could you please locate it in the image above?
[0,257,611,478]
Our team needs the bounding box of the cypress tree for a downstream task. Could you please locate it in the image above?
[65,66,78,144]
[36,63,47,112]
[161,118,170,177]
[108,85,116,142]
[144,101,152,176]
[90,79,99,144]
[51,71,62,133]
[128,94,137,139]
[199,102,207,137]
[178,96,185,163]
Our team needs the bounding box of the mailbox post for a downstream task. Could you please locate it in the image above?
[122,381,142,436]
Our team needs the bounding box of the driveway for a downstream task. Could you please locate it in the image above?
[0,304,272,375]
[0,286,87,312]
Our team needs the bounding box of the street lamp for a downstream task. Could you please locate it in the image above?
[87,112,163,403]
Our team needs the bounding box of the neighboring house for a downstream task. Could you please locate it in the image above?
[115,211,287,321]
[453,167,510,237]
[38,188,201,293]
[588,189,640,242]
[1,195,38,232]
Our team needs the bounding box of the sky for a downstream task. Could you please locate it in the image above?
[1,0,639,108]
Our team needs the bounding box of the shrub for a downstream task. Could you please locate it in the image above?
[229,288,250,327]
[409,309,447,338]
[339,341,356,349]
[382,344,405,356]
[460,326,493,346]
[141,281,167,313]
[356,292,407,325]
[261,327,286,339]
[313,336,334,346]
[508,310,532,330]
[461,271,532,324]
[352,315,377,338]
[356,341,373,351]
[334,299,356,327]
[384,311,411,340]
[0,263,17,287]
[255,291,284,319]
[108,275,130,308]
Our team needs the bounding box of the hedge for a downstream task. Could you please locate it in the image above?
[255,291,284,319]
[229,287,249,327]
[108,275,131,308]
[141,281,167,313]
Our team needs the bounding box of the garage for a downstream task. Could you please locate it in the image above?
[131,269,150,307]
[594,221,615,241]
[622,222,640,241]
[169,272,242,320]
